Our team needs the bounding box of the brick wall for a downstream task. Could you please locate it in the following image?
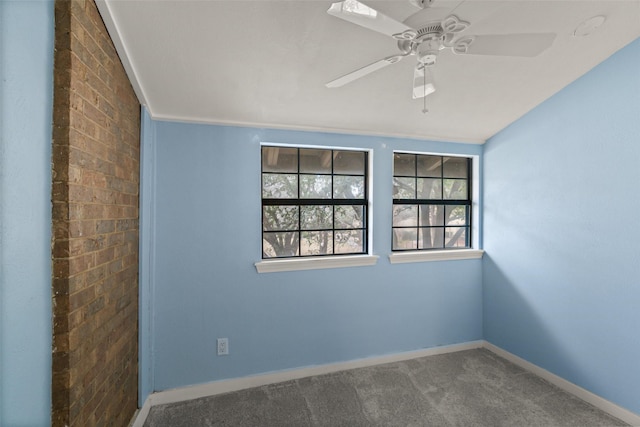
[52,0,140,425]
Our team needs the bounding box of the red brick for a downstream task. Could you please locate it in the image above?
[69,286,96,311]
[53,1,139,425]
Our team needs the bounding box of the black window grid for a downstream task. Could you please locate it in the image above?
[261,147,369,259]
[392,154,472,251]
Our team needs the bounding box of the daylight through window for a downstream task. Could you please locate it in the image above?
[392,153,471,251]
[261,146,368,259]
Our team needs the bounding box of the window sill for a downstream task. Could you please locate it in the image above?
[255,255,379,273]
[388,249,484,264]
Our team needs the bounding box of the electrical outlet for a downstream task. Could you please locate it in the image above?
[217,338,229,356]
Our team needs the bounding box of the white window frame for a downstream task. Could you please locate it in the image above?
[256,142,378,273]
[389,151,483,264]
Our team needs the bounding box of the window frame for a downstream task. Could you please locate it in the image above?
[256,143,378,273]
[389,151,483,264]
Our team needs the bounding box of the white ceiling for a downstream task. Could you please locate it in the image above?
[97,0,640,143]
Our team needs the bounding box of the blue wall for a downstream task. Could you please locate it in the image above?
[0,1,54,425]
[139,109,156,404]
[483,38,640,414]
[142,120,483,393]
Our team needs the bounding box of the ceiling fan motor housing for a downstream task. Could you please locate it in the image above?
[397,21,445,65]
[418,52,438,66]
[409,0,435,9]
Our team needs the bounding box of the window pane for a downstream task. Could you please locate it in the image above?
[419,205,444,227]
[301,205,333,230]
[261,146,370,259]
[263,206,299,231]
[300,149,331,174]
[334,151,365,175]
[445,227,467,248]
[263,232,299,258]
[391,153,471,253]
[301,231,333,255]
[393,205,417,227]
[334,176,364,199]
[262,147,297,173]
[417,155,441,177]
[262,173,298,198]
[394,153,415,176]
[419,228,444,249]
[443,157,468,179]
[335,230,364,254]
[417,178,442,199]
[393,228,417,250]
[335,205,364,229]
[443,179,467,200]
[300,174,332,199]
[393,177,415,199]
[445,205,468,226]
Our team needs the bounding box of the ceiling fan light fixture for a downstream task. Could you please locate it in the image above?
[413,82,435,99]
[413,65,435,99]
[573,15,606,37]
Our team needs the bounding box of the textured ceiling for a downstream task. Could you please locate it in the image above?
[97,0,640,143]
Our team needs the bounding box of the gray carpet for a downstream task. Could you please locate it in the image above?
[143,348,627,426]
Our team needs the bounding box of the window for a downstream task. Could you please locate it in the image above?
[392,153,471,251]
[261,145,368,259]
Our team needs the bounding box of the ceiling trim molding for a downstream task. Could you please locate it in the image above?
[149,112,487,145]
[95,0,151,115]
[95,0,486,145]
[94,1,640,145]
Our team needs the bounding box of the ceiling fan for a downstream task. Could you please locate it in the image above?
[325,0,557,103]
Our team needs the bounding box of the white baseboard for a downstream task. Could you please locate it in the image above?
[130,340,640,427]
[483,342,640,426]
[130,341,483,427]
[128,408,141,427]
[131,400,152,427]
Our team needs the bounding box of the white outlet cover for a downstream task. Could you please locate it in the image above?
[217,338,229,356]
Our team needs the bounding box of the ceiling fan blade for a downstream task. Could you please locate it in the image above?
[453,33,557,57]
[327,0,416,40]
[326,54,406,88]
[412,66,436,99]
